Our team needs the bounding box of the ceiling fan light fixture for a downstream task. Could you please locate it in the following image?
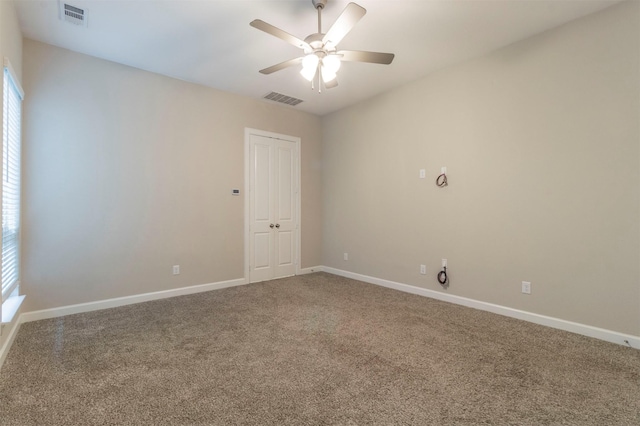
[322,55,341,74]
[300,54,319,81]
[300,67,317,82]
[321,66,337,83]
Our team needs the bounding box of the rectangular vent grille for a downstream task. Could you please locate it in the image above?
[263,92,303,106]
[59,2,87,26]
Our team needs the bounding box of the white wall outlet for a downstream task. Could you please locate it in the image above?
[420,264,426,275]
[522,281,531,294]
[343,253,348,261]
[173,265,180,275]
[441,167,447,174]
[419,169,426,179]
[441,259,447,268]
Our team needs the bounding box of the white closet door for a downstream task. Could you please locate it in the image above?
[249,134,298,282]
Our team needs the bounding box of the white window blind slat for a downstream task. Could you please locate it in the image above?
[2,64,22,302]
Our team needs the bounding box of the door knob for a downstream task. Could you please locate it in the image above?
[275,224,280,228]
[270,224,275,228]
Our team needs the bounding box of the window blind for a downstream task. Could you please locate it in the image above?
[2,62,23,302]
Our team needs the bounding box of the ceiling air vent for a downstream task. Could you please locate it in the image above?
[58,1,88,27]
[263,92,303,106]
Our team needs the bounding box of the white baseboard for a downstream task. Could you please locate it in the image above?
[0,318,22,370]
[322,266,640,349]
[21,277,248,324]
[298,266,324,275]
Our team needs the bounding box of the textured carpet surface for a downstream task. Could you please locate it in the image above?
[0,272,638,425]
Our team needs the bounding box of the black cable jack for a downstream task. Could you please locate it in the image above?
[437,266,448,286]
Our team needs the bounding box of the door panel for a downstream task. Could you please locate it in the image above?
[254,232,271,269]
[277,231,293,266]
[277,145,293,221]
[254,143,271,222]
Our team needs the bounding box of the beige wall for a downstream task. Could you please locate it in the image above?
[322,1,639,336]
[0,0,23,352]
[21,40,322,312]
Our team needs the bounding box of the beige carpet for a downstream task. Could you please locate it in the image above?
[0,272,638,425]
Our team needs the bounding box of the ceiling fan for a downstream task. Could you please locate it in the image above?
[250,0,395,91]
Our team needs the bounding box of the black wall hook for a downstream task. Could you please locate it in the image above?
[436,173,448,187]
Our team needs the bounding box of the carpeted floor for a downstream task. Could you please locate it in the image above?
[0,272,638,425]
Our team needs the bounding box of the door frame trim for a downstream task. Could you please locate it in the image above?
[244,128,301,283]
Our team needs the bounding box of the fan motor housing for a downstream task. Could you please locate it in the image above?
[304,33,324,48]
[303,33,336,56]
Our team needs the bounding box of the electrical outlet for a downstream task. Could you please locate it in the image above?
[173,265,180,275]
[442,259,447,268]
[419,169,426,179]
[522,281,531,294]
[420,264,426,275]
[343,253,348,261]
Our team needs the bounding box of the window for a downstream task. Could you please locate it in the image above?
[2,59,23,303]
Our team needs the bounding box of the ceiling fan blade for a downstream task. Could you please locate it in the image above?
[259,57,304,75]
[322,3,366,47]
[325,78,338,89]
[250,20,310,50]
[338,50,395,64]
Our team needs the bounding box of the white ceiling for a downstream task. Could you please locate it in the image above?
[15,0,620,116]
